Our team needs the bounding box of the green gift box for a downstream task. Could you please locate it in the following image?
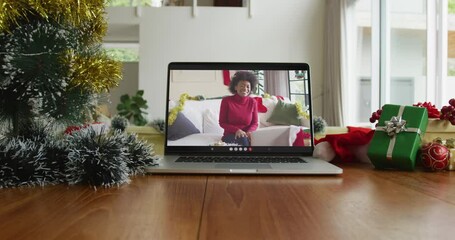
[367,104,428,171]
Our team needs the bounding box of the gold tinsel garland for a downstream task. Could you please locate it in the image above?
[295,102,309,119]
[168,93,203,126]
[1,0,121,95]
[66,51,122,93]
[0,0,107,42]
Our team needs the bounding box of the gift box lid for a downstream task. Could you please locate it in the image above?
[422,119,455,144]
[426,119,455,132]
[377,104,428,134]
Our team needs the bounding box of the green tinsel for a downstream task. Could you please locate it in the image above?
[0,2,120,135]
[65,127,130,188]
[0,122,69,188]
[2,21,74,99]
[0,0,141,189]
[149,119,165,134]
[111,115,129,132]
[0,21,93,133]
[313,116,327,134]
[0,137,64,188]
[8,119,52,141]
[0,126,158,188]
[52,87,99,125]
[124,133,158,176]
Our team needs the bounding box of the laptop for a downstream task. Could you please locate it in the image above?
[146,62,342,174]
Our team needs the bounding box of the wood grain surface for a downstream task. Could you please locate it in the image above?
[1,163,455,240]
[199,164,455,240]
[0,175,207,240]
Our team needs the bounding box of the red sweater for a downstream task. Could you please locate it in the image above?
[219,94,258,137]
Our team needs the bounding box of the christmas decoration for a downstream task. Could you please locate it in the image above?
[421,142,450,171]
[168,93,204,125]
[0,1,156,188]
[65,127,130,188]
[0,0,121,136]
[111,115,129,132]
[369,109,382,124]
[413,102,440,118]
[124,133,157,176]
[427,137,455,171]
[440,98,455,125]
[252,97,268,113]
[0,0,107,43]
[150,118,165,134]
[0,123,159,189]
[295,102,309,119]
[315,127,374,162]
[313,116,327,134]
[368,104,428,170]
[0,122,68,188]
[370,100,449,124]
[67,48,122,93]
[0,137,60,188]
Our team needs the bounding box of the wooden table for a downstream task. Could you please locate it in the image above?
[1,163,455,240]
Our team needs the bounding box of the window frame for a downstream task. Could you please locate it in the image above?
[354,0,445,126]
[289,70,310,108]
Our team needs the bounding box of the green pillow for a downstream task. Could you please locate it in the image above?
[267,100,302,126]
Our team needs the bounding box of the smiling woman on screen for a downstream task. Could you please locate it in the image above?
[219,71,259,146]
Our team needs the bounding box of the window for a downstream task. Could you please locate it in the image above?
[289,70,309,107]
[388,0,427,106]
[103,43,139,62]
[348,0,436,125]
[250,70,309,107]
[108,0,151,7]
[251,70,265,95]
[447,0,455,104]
[353,0,373,124]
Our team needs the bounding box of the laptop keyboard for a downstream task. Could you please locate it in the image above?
[175,156,307,163]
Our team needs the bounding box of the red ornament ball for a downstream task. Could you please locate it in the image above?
[421,143,450,171]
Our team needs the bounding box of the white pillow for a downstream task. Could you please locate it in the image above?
[203,109,224,135]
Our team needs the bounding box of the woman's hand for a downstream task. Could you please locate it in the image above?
[246,131,252,139]
[235,129,247,139]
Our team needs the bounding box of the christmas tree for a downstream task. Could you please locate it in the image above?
[0,0,157,188]
[0,0,121,135]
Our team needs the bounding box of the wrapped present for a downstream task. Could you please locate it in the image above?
[422,119,455,144]
[367,104,428,170]
[448,148,455,170]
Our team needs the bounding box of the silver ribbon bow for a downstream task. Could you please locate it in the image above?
[384,116,407,137]
[375,105,421,161]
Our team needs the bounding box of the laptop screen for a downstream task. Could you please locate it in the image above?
[165,62,313,156]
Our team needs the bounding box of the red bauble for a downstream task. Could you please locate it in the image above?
[421,143,450,171]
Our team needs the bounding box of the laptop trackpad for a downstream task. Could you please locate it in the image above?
[215,164,272,169]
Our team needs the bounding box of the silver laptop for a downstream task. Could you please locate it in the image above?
[146,62,342,174]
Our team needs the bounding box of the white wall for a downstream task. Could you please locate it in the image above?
[139,0,325,119]
[169,70,229,100]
